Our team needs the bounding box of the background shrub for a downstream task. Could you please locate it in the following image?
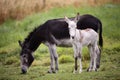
[59,55,74,63]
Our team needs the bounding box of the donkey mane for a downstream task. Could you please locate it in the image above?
[23,25,42,45]
[24,28,37,44]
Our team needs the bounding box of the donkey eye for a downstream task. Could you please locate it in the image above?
[23,55,26,58]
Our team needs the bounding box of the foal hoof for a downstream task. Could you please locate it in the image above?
[87,68,89,72]
[52,70,57,73]
[73,70,77,74]
[79,70,82,73]
[47,70,53,73]
[87,68,92,72]
[47,70,57,73]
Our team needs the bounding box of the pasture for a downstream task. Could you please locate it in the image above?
[0,4,120,80]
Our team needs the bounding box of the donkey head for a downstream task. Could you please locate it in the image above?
[65,13,80,39]
[18,40,34,74]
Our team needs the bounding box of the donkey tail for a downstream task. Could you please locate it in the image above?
[98,21,103,48]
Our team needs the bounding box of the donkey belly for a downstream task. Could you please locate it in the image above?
[55,39,72,47]
[44,38,72,47]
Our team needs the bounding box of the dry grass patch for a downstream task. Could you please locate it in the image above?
[0,0,119,24]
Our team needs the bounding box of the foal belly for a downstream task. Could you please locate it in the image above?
[82,41,91,46]
[81,37,94,46]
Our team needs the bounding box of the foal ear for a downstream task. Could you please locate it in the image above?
[18,40,23,47]
[64,16,70,23]
[74,12,80,23]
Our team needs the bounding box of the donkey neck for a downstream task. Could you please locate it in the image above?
[28,37,42,52]
[26,26,45,52]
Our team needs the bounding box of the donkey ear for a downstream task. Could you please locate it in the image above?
[74,12,80,23]
[64,16,70,23]
[18,40,23,47]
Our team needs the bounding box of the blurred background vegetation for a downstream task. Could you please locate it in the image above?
[0,0,119,24]
[0,0,120,80]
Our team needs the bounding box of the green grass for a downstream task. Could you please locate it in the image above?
[0,3,120,80]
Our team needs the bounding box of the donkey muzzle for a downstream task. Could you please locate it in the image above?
[21,65,28,74]
[21,68,27,74]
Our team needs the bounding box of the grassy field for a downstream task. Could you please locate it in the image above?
[0,3,120,80]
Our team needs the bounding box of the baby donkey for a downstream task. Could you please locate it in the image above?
[65,15,101,73]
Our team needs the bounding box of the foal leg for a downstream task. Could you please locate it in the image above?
[87,45,94,72]
[96,47,101,69]
[74,57,78,74]
[92,46,97,71]
[77,44,82,73]
[78,52,82,73]
[73,44,78,74]
[93,45,100,71]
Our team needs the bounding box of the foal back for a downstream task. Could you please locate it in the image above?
[78,29,98,46]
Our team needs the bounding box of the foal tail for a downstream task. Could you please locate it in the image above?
[98,21,103,48]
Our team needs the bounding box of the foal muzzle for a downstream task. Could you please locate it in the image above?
[71,36,74,39]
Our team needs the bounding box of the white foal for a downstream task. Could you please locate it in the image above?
[65,16,100,73]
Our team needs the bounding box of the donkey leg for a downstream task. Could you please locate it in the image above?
[47,44,55,73]
[48,54,55,73]
[52,44,59,73]
[54,55,59,73]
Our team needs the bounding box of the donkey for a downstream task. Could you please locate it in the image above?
[65,16,101,73]
[18,13,102,74]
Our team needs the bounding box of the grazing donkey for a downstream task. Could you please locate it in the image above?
[65,16,101,73]
[18,13,102,74]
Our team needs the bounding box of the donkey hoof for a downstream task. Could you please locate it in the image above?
[52,70,57,73]
[93,68,97,72]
